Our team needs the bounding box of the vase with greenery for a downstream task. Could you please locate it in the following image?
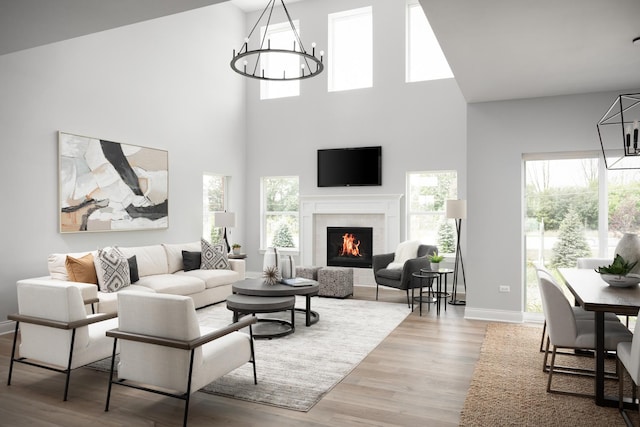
[232,243,242,255]
[428,252,444,271]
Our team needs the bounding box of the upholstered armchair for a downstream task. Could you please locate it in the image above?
[105,291,257,427]
[7,280,118,401]
[372,242,437,306]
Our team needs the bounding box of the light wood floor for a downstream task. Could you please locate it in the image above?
[0,286,488,426]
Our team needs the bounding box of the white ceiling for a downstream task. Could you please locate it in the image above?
[1,0,638,103]
[420,0,640,102]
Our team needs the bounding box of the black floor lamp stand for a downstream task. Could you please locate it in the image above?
[449,218,467,306]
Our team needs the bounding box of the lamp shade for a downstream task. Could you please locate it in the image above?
[446,200,467,219]
[213,211,235,228]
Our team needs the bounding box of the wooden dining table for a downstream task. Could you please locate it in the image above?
[558,268,640,408]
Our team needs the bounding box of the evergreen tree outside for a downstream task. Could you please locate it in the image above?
[437,221,455,253]
[550,208,592,268]
[272,223,295,247]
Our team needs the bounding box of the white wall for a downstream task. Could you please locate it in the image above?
[242,0,468,272]
[466,89,640,322]
[0,3,247,332]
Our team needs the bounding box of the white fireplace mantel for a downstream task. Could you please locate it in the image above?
[299,194,403,266]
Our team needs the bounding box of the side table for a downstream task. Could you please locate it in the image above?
[422,268,453,313]
[411,272,439,316]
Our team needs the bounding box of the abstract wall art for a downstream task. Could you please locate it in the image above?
[59,132,169,233]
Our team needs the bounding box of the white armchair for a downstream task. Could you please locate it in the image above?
[7,281,118,400]
[105,291,257,427]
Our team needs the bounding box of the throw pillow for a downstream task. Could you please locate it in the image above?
[94,247,131,292]
[65,253,98,285]
[128,255,140,283]
[200,238,230,270]
[182,251,202,272]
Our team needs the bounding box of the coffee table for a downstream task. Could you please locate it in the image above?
[232,278,320,326]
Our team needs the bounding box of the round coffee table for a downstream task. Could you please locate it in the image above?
[226,294,296,339]
[232,278,320,326]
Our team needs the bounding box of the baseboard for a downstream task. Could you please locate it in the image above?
[464,307,524,323]
[0,320,15,335]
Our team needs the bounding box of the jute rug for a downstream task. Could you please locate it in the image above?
[460,323,640,426]
[90,296,409,412]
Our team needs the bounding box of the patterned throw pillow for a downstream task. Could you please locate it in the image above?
[200,239,230,270]
[95,247,131,292]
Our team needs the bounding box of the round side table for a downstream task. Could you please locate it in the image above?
[411,272,439,316]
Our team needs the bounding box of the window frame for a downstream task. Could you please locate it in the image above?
[260,175,300,251]
[405,0,453,83]
[202,173,229,242]
[406,170,458,252]
[328,6,373,92]
[260,20,301,100]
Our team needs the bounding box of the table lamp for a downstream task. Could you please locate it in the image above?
[213,211,235,253]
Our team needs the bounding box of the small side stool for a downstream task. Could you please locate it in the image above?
[296,265,322,281]
[317,267,354,298]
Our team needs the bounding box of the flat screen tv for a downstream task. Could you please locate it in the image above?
[317,146,382,187]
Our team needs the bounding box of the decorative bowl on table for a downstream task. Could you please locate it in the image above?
[600,273,640,288]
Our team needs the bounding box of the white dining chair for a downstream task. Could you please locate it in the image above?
[618,314,640,424]
[536,265,619,355]
[539,276,632,397]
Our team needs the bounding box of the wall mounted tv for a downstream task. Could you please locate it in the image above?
[317,146,382,187]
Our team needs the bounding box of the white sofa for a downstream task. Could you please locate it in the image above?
[19,241,245,314]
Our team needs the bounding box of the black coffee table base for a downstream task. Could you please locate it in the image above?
[227,294,296,339]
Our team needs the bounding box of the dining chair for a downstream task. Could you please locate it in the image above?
[536,265,619,354]
[618,314,640,425]
[539,276,632,397]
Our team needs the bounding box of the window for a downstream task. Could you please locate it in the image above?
[261,176,299,249]
[407,171,458,252]
[405,1,453,82]
[328,7,373,92]
[524,154,640,313]
[260,21,300,100]
[203,174,227,243]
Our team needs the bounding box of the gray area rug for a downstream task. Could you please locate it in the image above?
[89,296,409,412]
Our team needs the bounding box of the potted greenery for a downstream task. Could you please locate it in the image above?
[595,254,640,287]
[232,243,242,255]
[428,251,444,271]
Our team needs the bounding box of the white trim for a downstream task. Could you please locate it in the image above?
[464,307,524,323]
[299,194,403,266]
[0,320,15,335]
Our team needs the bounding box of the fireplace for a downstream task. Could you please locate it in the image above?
[326,226,373,268]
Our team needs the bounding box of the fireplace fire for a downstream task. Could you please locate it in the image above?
[327,226,373,268]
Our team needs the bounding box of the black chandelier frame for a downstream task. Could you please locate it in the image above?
[230,0,324,81]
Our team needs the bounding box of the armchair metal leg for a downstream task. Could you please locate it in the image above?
[105,338,118,412]
[405,289,410,308]
[183,350,196,427]
[249,325,257,385]
[63,329,77,401]
[7,321,19,386]
[375,284,379,301]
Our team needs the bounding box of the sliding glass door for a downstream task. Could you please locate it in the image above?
[524,153,640,313]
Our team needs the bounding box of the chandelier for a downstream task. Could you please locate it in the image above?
[230,0,324,81]
[597,93,640,170]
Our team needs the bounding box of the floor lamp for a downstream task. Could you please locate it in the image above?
[213,211,235,253]
[446,199,467,306]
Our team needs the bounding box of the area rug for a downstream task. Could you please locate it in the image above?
[89,296,409,412]
[460,323,639,426]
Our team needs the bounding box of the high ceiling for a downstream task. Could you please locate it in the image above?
[1,0,638,103]
[420,0,640,102]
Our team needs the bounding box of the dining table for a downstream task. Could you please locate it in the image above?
[558,267,640,408]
